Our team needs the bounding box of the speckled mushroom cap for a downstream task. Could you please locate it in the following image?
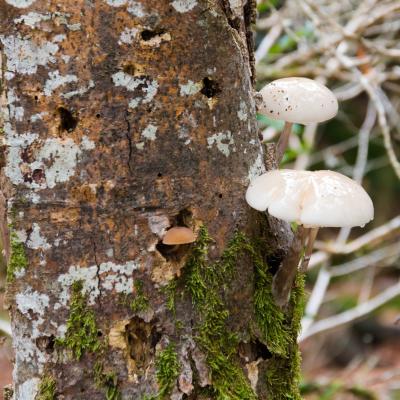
[246,169,374,228]
[258,77,338,124]
[162,226,197,245]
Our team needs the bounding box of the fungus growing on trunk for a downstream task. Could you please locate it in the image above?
[246,170,374,304]
[258,77,338,162]
[162,226,197,245]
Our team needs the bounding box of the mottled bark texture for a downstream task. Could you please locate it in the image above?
[0,0,302,399]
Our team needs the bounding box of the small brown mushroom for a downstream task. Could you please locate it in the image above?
[162,226,196,245]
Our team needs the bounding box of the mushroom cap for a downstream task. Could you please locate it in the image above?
[162,226,197,245]
[246,169,374,228]
[258,77,338,124]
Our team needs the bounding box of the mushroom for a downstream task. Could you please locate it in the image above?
[162,226,197,245]
[246,169,374,271]
[258,77,338,162]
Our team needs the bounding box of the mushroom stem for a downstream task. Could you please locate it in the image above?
[300,227,319,272]
[276,121,293,163]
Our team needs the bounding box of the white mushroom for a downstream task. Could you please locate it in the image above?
[258,77,338,162]
[246,169,374,269]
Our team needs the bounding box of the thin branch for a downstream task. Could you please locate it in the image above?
[299,281,400,341]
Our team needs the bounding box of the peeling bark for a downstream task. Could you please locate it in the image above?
[1,1,302,399]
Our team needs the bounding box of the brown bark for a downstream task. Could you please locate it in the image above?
[0,1,297,399]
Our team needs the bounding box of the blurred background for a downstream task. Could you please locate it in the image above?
[1,0,400,399]
[255,0,400,399]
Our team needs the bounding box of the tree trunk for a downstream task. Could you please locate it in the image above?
[0,1,303,399]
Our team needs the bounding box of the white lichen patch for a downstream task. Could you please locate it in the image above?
[104,0,147,17]
[119,27,139,45]
[207,131,235,157]
[5,0,36,8]
[16,287,49,319]
[237,100,248,121]
[141,124,158,141]
[16,378,40,400]
[57,265,99,307]
[247,152,265,182]
[100,260,139,294]
[30,112,48,122]
[112,71,158,108]
[7,88,24,122]
[57,259,140,307]
[4,124,38,185]
[26,223,51,250]
[44,70,78,96]
[171,0,197,13]
[0,34,65,76]
[180,80,202,96]
[62,79,95,99]
[5,130,95,189]
[14,12,51,28]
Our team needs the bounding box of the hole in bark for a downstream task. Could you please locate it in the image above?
[58,107,78,132]
[239,339,272,362]
[200,77,221,98]
[156,242,193,261]
[141,28,166,41]
[97,330,103,337]
[123,64,136,75]
[176,208,193,226]
[252,339,272,360]
[32,168,45,184]
[266,249,286,276]
[157,172,163,178]
[217,193,223,198]
[36,335,56,354]
[156,208,194,261]
[96,113,101,119]
[126,317,160,374]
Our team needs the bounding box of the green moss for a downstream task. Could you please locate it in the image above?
[56,281,101,360]
[94,362,122,400]
[253,248,290,356]
[36,375,56,400]
[263,273,305,400]
[143,343,180,400]
[155,343,181,398]
[161,279,177,314]
[7,230,28,282]
[130,280,150,313]
[183,227,257,400]
[181,226,306,399]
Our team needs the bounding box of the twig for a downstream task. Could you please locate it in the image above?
[313,215,400,255]
[299,281,400,341]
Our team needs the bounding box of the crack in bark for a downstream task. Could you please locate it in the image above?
[124,111,133,174]
[91,238,103,301]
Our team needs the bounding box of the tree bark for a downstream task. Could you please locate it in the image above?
[0,1,302,399]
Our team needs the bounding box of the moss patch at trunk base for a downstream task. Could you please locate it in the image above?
[180,226,305,399]
[264,273,305,400]
[183,227,257,400]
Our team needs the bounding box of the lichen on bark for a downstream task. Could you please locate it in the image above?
[0,0,302,397]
